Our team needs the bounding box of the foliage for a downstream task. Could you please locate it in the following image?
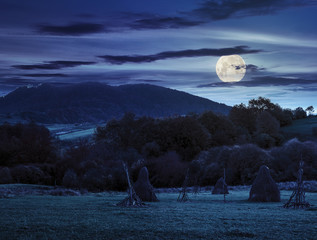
[306,106,314,116]
[0,167,13,184]
[0,122,55,166]
[293,107,307,119]
[0,97,315,192]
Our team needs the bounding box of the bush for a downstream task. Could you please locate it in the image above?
[0,167,13,184]
[0,122,55,166]
[254,133,276,149]
[11,165,45,184]
[148,151,186,188]
[62,169,79,188]
[82,168,107,191]
[270,139,317,182]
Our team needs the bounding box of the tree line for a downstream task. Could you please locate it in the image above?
[0,97,316,191]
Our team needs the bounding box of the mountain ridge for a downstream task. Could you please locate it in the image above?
[0,82,231,123]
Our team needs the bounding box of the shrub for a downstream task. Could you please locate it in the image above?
[82,168,107,191]
[0,167,13,184]
[254,133,276,149]
[11,165,45,184]
[62,169,79,188]
[148,151,186,188]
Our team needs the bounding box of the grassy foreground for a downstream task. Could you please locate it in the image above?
[0,188,316,240]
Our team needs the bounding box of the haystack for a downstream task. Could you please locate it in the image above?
[212,177,229,194]
[134,167,158,202]
[249,165,280,202]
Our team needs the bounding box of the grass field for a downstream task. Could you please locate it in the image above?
[46,123,99,141]
[282,116,317,137]
[0,187,316,240]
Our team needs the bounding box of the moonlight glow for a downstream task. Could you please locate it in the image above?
[216,55,246,82]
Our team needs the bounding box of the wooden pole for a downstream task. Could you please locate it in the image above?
[223,168,226,203]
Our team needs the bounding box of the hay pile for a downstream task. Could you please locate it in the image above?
[134,167,158,202]
[249,165,280,202]
[212,177,229,194]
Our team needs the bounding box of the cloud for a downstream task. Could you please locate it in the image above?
[129,16,204,30]
[246,64,266,73]
[13,61,96,70]
[99,46,262,64]
[37,22,105,35]
[0,77,37,85]
[192,0,317,20]
[22,73,68,77]
[197,75,317,88]
[32,1,317,36]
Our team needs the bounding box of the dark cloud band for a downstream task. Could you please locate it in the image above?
[34,1,317,36]
[22,73,68,77]
[38,23,105,35]
[129,17,204,29]
[198,75,317,88]
[99,46,262,64]
[193,0,317,20]
[13,61,96,70]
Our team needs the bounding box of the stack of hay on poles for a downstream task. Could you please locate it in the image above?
[212,177,229,195]
[249,165,280,202]
[116,162,145,207]
[134,167,159,202]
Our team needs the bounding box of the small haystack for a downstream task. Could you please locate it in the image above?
[212,177,229,194]
[249,165,280,202]
[134,167,158,202]
[117,162,145,207]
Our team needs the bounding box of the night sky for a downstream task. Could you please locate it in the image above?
[1,0,317,109]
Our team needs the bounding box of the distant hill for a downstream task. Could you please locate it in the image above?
[0,82,231,123]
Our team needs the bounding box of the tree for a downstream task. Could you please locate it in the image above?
[229,103,257,133]
[293,107,307,119]
[199,111,237,146]
[305,106,314,116]
[248,97,276,113]
[256,111,280,136]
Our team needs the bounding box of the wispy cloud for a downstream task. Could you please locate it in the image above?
[30,0,317,37]
[13,61,96,70]
[37,23,105,36]
[247,64,266,73]
[198,75,317,88]
[192,0,317,20]
[99,46,262,64]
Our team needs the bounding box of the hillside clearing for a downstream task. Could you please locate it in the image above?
[282,116,317,136]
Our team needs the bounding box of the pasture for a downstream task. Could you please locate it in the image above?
[0,186,316,240]
[282,116,317,137]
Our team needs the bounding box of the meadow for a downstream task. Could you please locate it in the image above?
[0,186,316,240]
[282,116,317,137]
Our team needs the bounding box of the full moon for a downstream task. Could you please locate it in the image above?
[216,55,246,82]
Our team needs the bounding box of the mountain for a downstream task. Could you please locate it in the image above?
[0,82,231,123]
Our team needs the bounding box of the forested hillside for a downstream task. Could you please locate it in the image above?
[0,83,230,123]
